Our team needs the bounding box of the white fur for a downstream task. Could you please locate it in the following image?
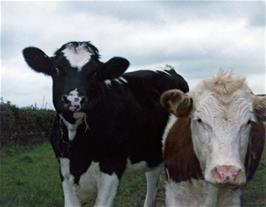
[162,114,177,152]
[144,166,162,207]
[119,77,128,84]
[63,43,92,71]
[60,158,81,207]
[165,179,241,207]
[59,114,83,141]
[189,89,253,183]
[94,173,119,207]
[66,88,82,108]
[114,78,122,84]
[104,80,112,87]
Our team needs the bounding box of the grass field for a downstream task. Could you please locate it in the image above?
[0,142,265,207]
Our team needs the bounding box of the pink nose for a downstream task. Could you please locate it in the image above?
[211,165,242,185]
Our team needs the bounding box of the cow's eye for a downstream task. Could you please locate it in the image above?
[246,120,252,125]
[197,118,202,123]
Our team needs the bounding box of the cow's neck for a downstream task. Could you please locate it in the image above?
[59,113,87,141]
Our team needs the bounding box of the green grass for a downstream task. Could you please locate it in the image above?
[0,143,265,207]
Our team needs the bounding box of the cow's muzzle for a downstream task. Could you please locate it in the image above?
[211,165,244,186]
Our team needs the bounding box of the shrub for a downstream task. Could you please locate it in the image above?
[0,100,56,147]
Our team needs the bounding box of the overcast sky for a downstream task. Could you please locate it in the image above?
[1,1,265,109]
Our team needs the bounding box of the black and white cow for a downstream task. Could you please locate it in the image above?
[22,41,189,207]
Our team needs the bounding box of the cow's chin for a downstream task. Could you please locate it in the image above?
[60,110,86,124]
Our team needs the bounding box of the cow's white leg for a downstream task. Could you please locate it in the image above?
[60,158,81,207]
[94,172,119,207]
[62,180,81,207]
[144,166,161,207]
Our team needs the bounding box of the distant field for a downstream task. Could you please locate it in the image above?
[0,142,265,207]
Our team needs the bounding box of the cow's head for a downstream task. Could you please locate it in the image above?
[23,41,129,120]
[161,71,266,186]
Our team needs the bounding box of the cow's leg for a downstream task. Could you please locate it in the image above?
[94,172,120,207]
[62,179,81,207]
[60,158,81,207]
[144,166,161,207]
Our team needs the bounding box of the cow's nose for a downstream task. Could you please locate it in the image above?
[62,95,85,112]
[211,165,242,185]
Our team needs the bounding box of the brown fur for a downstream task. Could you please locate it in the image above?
[163,118,203,182]
[245,122,266,181]
[160,89,192,117]
[253,95,266,122]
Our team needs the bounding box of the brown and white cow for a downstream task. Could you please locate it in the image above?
[160,71,265,207]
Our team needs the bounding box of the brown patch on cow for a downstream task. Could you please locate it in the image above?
[160,89,193,117]
[163,118,203,182]
[253,95,266,122]
[245,122,265,181]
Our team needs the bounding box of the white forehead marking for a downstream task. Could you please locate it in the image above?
[62,43,92,71]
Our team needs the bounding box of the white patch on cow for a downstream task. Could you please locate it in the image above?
[104,80,112,87]
[165,178,242,207]
[119,77,128,84]
[162,114,177,152]
[94,172,119,207]
[60,158,81,207]
[59,114,83,141]
[162,70,172,76]
[155,69,172,76]
[63,43,92,71]
[76,161,100,202]
[144,166,161,207]
[114,78,122,84]
[66,88,83,111]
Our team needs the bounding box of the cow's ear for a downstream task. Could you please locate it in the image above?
[22,47,55,76]
[245,122,265,181]
[97,57,129,80]
[160,89,193,117]
[253,95,266,122]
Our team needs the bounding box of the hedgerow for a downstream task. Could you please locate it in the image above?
[0,99,55,147]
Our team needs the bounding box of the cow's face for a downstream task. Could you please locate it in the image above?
[22,42,129,119]
[161,71,266,186]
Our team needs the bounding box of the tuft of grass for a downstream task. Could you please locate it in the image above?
[0,142,265,207]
